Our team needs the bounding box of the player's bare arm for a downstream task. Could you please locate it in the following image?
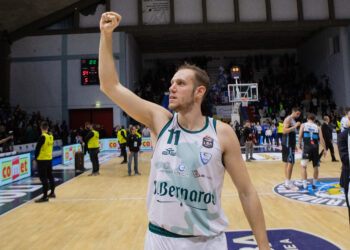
[298,124,304,149]
[283,118,300,134]
[99,12,172,137]
[216,120,270,250]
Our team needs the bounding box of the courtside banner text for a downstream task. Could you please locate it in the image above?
[0,153,31,186]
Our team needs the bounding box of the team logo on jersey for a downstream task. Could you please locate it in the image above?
[192,170,212,180]
[174,164,189,177]
[162,148,176,156]
[202,135,213,148]
[200,152,212,165]
[273,178,347,207]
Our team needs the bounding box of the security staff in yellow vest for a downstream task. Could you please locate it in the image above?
[117,125,127,164]
[277,120,284,146]
[84,122,100,176]
[34,121,55,203]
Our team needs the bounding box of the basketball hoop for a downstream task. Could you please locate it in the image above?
[241,98,249,107]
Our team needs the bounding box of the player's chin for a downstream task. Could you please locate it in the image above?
[168,104,178,112]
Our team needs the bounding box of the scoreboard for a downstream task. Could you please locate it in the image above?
[81,59,99,85]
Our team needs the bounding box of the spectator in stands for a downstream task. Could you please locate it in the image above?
[255,122,262,145]
[271,123,277,145]
[276,119,284,146]
[142,126,151,137]
[265,126,272,145]
[0,124,14,152]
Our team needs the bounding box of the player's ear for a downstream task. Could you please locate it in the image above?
[195,86,206,99]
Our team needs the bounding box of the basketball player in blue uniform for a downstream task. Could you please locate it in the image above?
[298,113,327,190]
[282,107,301,189]
[99,11,269,250]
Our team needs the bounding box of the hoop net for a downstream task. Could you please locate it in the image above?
[241,98,249,107]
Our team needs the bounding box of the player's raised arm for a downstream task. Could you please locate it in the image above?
[98,12,172,135]
[216,121,270,250]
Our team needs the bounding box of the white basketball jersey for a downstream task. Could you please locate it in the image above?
[146,113,230,236]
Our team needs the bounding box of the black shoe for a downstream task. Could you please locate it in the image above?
[35,197,49,203]
[121,161,127,164]
[250,157,256,160]
[135,172,141,175]
[332,159,339,162]
[48,193,56,198]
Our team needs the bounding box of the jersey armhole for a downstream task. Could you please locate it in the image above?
[156,116,174,142]
[213,118,217,133]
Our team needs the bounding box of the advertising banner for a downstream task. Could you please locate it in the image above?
[141,137,153,151]
[99,139,120,152]
[62,144,82,165]
[0,153,31,186]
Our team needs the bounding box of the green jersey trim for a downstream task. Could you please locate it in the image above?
[177,116,209,134]
[213,118,217,133]
[157,116,174,141]
[149,223,195,238]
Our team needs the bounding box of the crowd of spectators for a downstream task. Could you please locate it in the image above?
[0,98,70,151]
[0,54,344,153]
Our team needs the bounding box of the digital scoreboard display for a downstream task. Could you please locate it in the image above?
[81,59,99,85]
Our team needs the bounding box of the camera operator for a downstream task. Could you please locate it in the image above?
[0,124,14,152]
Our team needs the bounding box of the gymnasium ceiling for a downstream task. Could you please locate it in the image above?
[1,0,350,53]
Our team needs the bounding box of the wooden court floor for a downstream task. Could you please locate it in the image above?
[0,149,349,250]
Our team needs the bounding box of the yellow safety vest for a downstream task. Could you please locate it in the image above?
[277,122,284,133]
[37,133,54,160]
[117,129,127,144]
[336,121,341,132]
[88,130,99,149]
[136,129,141,138]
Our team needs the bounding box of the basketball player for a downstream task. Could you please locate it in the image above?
[340,107,350,132]
[282,107,301,189]
[99,12,269,250]
[298,113,327,189]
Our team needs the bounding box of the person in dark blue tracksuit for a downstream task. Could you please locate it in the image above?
[338,127,350,223]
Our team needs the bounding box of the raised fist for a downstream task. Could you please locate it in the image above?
[100,12,122,33]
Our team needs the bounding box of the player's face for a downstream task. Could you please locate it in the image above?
[293,111,301,118]
[169,69,196,112]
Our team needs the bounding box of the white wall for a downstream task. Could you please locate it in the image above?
[239,0,266,22]
[79,3,106,28]
[302,0,329,20]
[298,27,350,108]
[271,0,298,21]
[174,0,202,24]
[10,32,125,126]
[10,61,62,121]
[207,0,235,23]
[110,0,138,25]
